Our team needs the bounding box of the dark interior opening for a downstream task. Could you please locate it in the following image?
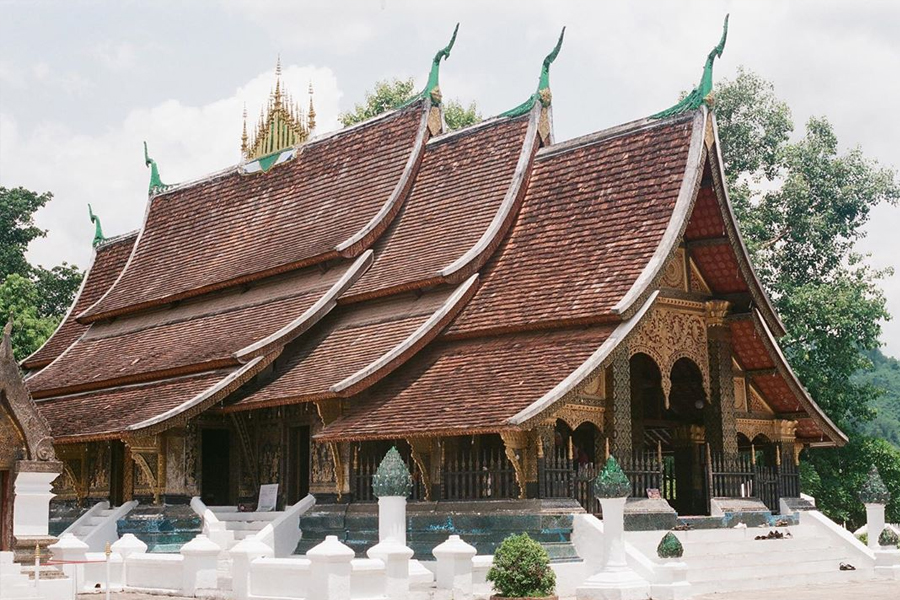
[287,425,310,505]
[109,440,125,506]
[201,428,231,506]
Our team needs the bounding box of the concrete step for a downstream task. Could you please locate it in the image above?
[689,567,875,596]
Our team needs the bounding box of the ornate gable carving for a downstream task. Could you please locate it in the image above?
[0,321,58,467]
[626,299,710,403]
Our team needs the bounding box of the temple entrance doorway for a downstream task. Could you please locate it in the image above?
[201,428,231,506]
[632,353,709,515]
[286,425,310,504]
[109,440,126,506]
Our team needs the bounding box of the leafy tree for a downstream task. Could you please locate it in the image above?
[715,68,900,527]
[0,274,59,361]
[0,186,51,280]
[340,78,481,131]
[0,186,84,358]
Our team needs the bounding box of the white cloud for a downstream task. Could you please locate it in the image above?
[0,64,342,271]
[92,42,137,71]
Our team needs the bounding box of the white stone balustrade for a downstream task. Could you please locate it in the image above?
[368,539,414,600]
[231,537,274,600]
[308,535,355,600]
[433,534,477,599]
[180,535,221,594]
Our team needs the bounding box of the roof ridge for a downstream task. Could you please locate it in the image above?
[537,110,697,160]
[94,229,139,248]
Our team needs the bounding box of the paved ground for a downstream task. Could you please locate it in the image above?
[691,580,899,600]
[79,581,900,600]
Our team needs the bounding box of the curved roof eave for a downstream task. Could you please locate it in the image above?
[752,308,848,447]
[707,114,787,338]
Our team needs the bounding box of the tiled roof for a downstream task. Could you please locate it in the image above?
[37,370,231,441]
[79,105,426,322]
[345,116,534,300]
[22,233,136,371]
[28,258,365,398]
[317,326,615,441]
[229,279,476,410]
[447,116,696,337]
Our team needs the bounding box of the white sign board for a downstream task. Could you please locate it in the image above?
[257,484,279,512]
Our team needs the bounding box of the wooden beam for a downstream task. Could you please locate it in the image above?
[685,237,729,248]
[745,368,778,377]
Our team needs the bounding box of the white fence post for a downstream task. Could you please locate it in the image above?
[49,533,89,592]
[368,539,414,600]
[866,503,887,549]
[180,534,221,595]
[432,535,476,599]
[230,537,273,600]
[111,533,147,588]
[308,536,354,600]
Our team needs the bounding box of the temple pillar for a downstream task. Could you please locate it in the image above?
[704,300,737,460]
[608,350,633,459]
[500,430,537,499]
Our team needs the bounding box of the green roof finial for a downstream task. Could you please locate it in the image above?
[860,465,891,505]
[88,204,105,247]
[652,14,729,119]
[144,141,169,195]
[500,27,566,118]
[403,23,459,108]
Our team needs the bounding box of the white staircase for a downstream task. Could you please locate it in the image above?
[624,512,876,595]
[61,500,138,552]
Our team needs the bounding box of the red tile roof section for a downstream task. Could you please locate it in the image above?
[22,233,136,371]
[37,370,229,441]
[690,243,749,294]
[318,326,615,441]
[229,278,477,409]
[447,117,696,337]
[683,186,725,240]
[28,259,362,398]
[80,105,426,322]
[344,116,533,300]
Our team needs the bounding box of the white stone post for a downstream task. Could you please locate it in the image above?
[378,496,407,546]
[307,535,354,600]
[111,534,147,588]
[180,534,221,594]
[577,456,650,600]
[48,533,89,592]
[432,534,476,599]
[368,539,414,600]
[230,538,273,600]
[12,471,58,537]
[866,503,886,550]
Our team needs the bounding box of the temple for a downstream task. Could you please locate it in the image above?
[3,23,846,556]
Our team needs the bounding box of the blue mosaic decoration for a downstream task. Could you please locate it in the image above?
[372,446,413,498]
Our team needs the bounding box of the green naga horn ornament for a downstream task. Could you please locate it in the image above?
[403,23,459,108]
[593,455,631,499]
[88,204,105,247]
[652,14,729,119]
[144,141,169,195]
[501,27,566,118]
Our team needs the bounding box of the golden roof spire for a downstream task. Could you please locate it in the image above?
[308,81,316,131]
[243,55,311,161]
[240,104,249,158]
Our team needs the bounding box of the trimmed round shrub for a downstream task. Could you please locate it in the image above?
[878,527,899,548]
[486,533,556,598]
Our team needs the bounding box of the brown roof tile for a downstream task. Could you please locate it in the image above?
[80,106,425,322]
[28,260,359,398]
[229,278,476,409]
[318,326,615,441]
[22,233,136,370]
[344,116,532,300]
[37,370,230,440]
[446,117,696,337]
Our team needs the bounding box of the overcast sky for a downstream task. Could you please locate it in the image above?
[1,0,898,355]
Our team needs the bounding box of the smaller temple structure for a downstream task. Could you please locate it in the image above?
[0,320,62,556]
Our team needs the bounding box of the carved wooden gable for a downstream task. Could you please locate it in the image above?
[0,322,57,466]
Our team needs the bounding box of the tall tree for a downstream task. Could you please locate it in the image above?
[340,78,481,131]
[715,67,900,527]
[0,186,84,358]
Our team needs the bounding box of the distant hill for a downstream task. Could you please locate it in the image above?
[854,349,900,447]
